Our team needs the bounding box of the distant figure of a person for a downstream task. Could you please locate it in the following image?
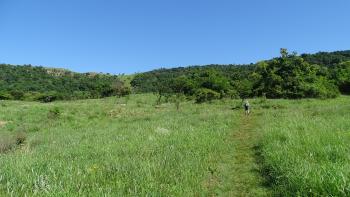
[243,100,250,115]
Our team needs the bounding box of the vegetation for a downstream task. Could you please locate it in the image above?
[1,49,350,102]
[0,94,242,196]
[131,49,350,100]
[0,64,130,101]
[258,97,350,196]
[252,51,339,99]
[1,49,350,196]
[0,94,349,196]
[301,50,350,67]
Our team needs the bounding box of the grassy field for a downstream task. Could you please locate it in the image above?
[258,97,350,196]
[0,94,349,196]
[0,95,243,196]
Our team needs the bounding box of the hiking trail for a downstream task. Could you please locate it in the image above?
[228,113,270,196]
[204,111,270,196]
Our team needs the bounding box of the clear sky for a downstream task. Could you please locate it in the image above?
[0,0,349,74]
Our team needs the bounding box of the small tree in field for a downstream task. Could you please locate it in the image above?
[169,93,186,110]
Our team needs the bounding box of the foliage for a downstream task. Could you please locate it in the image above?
[252,49,339,98]
[131,49,350,100]
[0,64,130,101]
[301,50,350,67]
[1,49,350,102]
[331,61,350,94]
[195,88,221,103]
[0,92,12,100]
[15,131,27,145]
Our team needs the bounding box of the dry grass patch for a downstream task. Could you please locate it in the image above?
[0,135,14,153]
[0,121,8,127]
[0,132,27,154]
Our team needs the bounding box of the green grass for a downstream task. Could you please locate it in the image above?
[258,96,350,196]
[0,95,241,196]
[1,95,350,196]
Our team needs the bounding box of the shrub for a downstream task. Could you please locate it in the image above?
[10,90,24,100]
[303,78,340,99]
[118,86,132,97]
[72,91,92,100]
[226,89,240,99]
[48,107,61,119]
[195,88,220,103]
[15,131,27,145]
[35,92,61,103]
[0,92,13,100]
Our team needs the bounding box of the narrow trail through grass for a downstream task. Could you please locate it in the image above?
[229,113,270,197]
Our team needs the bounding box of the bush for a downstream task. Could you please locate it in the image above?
[15,132,27,145]
[225,89,240,99]
[72,91,92,100]
[117,86,132,97]
[35,92,61,103]
[0,92,13,100]
[10,90,24,100]
[303,78,340,99]
[48,107,61,119]
[195,88,220,103]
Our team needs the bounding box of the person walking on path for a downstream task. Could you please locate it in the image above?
[243,100,250,115]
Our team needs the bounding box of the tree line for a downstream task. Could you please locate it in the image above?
[0,64,130,102]
[1,49,349,102]
[131,49,350,102]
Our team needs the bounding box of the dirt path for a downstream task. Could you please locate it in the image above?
[228,113,270,197]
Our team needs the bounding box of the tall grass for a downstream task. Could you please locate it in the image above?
[1,94,349,196]
[0,135,14,153]
[258,96,350,196]
[0,94,239,196]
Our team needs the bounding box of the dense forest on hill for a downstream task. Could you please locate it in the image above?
[1,49,349,102]
[131,49,350,102]
[301,50,350,66]
[0,64,130,102]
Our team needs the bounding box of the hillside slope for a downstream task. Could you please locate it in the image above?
[0,64,128,101]
[131,50,350,99]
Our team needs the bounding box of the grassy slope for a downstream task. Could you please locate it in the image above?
[0,95,350,196]
[0,95,241,196]
[258,96,350,196]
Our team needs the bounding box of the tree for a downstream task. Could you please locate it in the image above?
[232,79,253,99]
[280,48,289,58]
[112,81,131,97]
[331,61,350,94]
[253,50,339,98]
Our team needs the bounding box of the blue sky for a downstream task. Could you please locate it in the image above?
[0,0,349,74]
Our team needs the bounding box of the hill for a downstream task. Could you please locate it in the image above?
[131,49,350,100]
[0,64,130,101]
[1,49,349,102]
